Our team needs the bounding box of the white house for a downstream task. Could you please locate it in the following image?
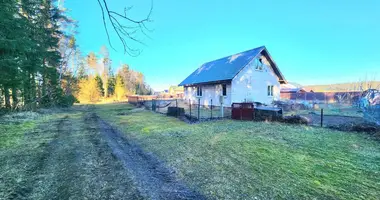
[179,46,287,106]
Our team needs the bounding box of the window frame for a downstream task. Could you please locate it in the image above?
[267,85,274,97]
[254,58,264,71]
[196,86,202,97]
[222,84,227,96]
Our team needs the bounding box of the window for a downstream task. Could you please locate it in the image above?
[254,58,263,71]
[267,85,274,96]
[196,86,202,96]
[222,84,227,96]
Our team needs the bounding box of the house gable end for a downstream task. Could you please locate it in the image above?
[231,48,286,84]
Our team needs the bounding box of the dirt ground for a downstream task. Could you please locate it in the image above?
[0,108,204,200]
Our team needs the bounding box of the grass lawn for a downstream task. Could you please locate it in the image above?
[95,103,380,199]
[0,111,62,149]
[1,107,144,199]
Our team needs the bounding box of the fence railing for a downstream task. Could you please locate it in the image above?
[364,105,380,125]
[134,97,379,126]
[280,92,362,104]
[140,98,231,121]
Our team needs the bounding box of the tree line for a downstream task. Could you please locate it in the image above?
[0,0,151,113]
[75,46,152,103]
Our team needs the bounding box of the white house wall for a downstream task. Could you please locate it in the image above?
[231,55,280,105]
[184,84,232,106]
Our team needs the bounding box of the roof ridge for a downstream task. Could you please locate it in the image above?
[179,46,278,86]
[200,46,265,66]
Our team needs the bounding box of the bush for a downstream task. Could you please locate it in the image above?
[57,94,78,107]
[281,115,310,125]
[167,107,185,117]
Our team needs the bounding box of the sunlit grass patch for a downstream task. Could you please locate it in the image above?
[0,110,79,149]
[95,103,380,199]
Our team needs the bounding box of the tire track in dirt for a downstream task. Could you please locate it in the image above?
[1,112,144,200]
[7,115,85,199]
[89,112,206,200]
[3,117,65,200]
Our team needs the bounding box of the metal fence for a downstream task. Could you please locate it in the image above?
[133,97,379,127]
[364,105,380,125]
[276,100,369,127]
[280,92,362,104]
[141,98,232,121]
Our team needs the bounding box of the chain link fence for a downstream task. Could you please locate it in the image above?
[139,98,231,121]
[276,100,377,128]
[364,105,380,125]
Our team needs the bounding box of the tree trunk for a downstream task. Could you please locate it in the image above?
[23,71,31,110]
[4,86,11,109]
[104,80,108,97]
[30,73,37,111]
[42,59,47,98]
[12,86,18,110]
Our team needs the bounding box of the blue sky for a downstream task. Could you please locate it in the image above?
[65,0,380,91]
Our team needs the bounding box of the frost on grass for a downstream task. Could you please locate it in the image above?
[1,111,42,123]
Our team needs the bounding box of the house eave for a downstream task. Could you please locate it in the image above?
[179,79,232,87]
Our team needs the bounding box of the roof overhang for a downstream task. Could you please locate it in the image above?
[179,79,232,87]
[259,48,287,84]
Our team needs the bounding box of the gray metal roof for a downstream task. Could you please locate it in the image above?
[179,46,286,86]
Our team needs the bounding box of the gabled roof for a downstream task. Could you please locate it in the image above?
[179,46,286,86]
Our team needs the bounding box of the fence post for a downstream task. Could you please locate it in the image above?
[198,98,200,120]
[240,104,242,120]
[176,99,178,117]
[189,99,191,120]
[211,99,213,119]
[321,108,324,127]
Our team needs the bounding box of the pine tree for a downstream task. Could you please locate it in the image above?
[0,0,76,110]
[95,75,104,96]
[115,74,126,101]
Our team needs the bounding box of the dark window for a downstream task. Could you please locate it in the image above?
[271,86,274,96]
[267,85,273,96]
[222,84,227,96]
[197,86,202,96]
[268,85,274,96]
[255,58,263,71]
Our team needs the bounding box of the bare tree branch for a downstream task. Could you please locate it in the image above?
[97,0,116,51]
[97,0,153,56]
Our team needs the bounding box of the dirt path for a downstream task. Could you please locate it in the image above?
[0,109,204,200]
[91,112,205,200]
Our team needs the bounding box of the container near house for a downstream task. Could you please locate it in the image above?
[231,103,254,120]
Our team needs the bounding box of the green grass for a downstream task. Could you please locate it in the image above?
[0,110,73,149]
[0,112,51,149]
[0,107,143,199]
[0,121,37,148]
[96,103,380,199]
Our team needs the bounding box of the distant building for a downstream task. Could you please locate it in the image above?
[280,83,307,94]
[168,86,184,98]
